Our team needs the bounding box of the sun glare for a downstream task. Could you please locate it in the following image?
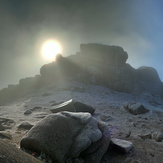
[41,40,62,61]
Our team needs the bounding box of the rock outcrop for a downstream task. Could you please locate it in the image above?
[39,44,163,98]
[79,44,163,96]
[0,75,41,105]
[20,111,111,163]
[0,43,163,105]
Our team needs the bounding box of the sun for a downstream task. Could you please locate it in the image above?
[41,40,62,61]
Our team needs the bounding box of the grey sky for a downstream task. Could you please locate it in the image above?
[0,0,163,89]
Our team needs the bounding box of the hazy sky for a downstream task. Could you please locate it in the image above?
[0,0,163,89]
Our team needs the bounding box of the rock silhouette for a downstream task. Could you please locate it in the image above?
[80,43,128,65]
[0,43,163,105]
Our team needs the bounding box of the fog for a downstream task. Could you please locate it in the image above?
[0,0,163,89]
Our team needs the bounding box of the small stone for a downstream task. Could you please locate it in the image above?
[100,114,113,122]
[133,161,140,163]
[157,133,163,142]
[0,123,5,131]
[24,110,32,115]
[15,131,21,134]
[138,133,151,140]
[42,93,51,96]
[150,152,155,157]
[123,102,149,115]
[31,107,42,111]
[0,131,12,139]
[110,138,133,153]
[18,122,33,130]
[133,123,136,127]
[152,132,163,142]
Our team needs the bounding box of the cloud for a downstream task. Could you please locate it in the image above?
[0,0,163,89]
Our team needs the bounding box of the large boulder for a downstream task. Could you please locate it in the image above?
[136,66,163,96]
[20,112,110,163]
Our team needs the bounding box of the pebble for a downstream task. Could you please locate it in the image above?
[24,110,32,115]
[0,131,12,139]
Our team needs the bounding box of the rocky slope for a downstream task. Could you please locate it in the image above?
[0,81,163,162]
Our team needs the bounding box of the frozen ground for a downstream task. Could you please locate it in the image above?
[0,81,163,162]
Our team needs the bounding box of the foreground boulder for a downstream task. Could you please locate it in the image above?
[50,99,95,114]
[20,112,110,163]
[0,140,42,163]
[123,102,149,115]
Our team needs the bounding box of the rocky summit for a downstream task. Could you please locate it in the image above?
[0,43,163,104]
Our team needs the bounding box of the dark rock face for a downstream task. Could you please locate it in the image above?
[79,43,163,96]
[20,112,110,163]
[0,75,41,105]
[80,43,128,65]
[40,54,82,83]
[136,66,163,95]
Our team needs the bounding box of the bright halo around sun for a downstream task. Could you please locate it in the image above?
[41,40,62,61]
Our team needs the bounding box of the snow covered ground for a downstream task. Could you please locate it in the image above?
[0,81,163,162]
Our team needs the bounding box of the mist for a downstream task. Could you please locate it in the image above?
[0,0,163,89]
